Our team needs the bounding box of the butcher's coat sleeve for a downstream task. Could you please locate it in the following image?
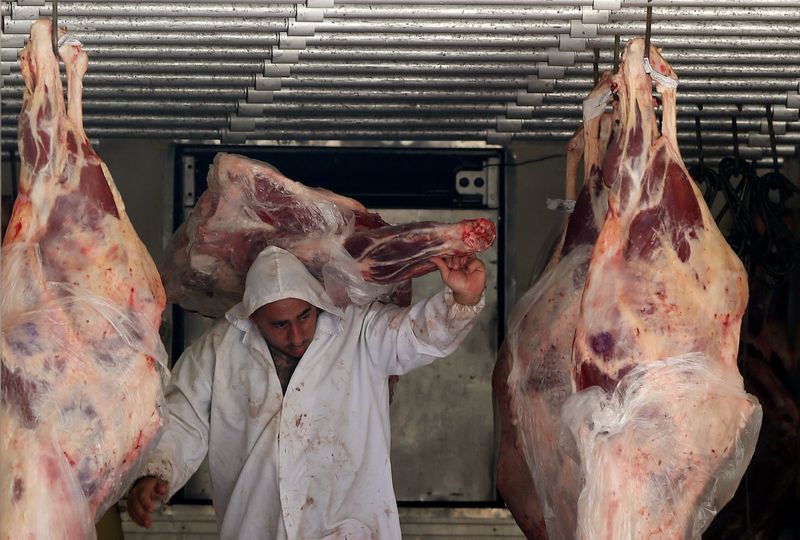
[139,326,218,498]
[363,286,484,376]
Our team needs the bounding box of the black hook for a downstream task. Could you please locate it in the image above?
[52,0,58,56]
[644,0,653,55]
[694,104,704,173]
[766,104,780,173]
[732,104,742,164]
[688,104,721,207]
[593,48,600,85]
[613,34,620,72]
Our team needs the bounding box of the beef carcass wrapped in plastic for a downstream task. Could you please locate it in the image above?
[493,74,615,539]
[562,38,762,539]
[1,20,167,539]
[162,152,497,317]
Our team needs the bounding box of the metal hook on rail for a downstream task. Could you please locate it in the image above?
[694,104,704,174]
[766,104,780,174]
[51,0,58,57]
[613,34,620,72]
[690,104,721,207]
[732,103,742,164]
[593,48,600,85]
[644,0,653,55]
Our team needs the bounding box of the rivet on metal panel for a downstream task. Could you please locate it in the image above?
[288,20,316,37]
[538,62,567,78]
[255,75,282,91]
[237,102,265,117]
[748,133,770,147]
[3,18,35,34]
[760,119,787,135]
[296,6,325,23]
[264,63,292,77]
[10,5,41,19]
[772,104,798,121]
[221,129,248,144]
[570,20,597,39]
[246,89,275,104]
[593,0,621,10]
[182,156,197,208]
[279,33,307,50]
[486,131,513,145]
[557,35,585,53]
[1,48,20,61]
[496,118,523,133]
[516,91,544,107]
[2,34,26,47]
[582,6,609,24]
[546,47,574,68]
[527,76,554,93]
[272,49,300,64]
[505,104,535,120]
[229,116,256,133]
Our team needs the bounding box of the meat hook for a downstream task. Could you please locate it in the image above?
[766,105,780,174]
[644,0,653,56]
[51,0,58,56]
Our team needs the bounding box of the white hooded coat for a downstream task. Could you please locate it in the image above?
[141,246,484,540]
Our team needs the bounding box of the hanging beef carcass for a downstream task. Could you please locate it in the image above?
[493,74,616,539]
[562,38,762,539]
[162,152,496,318]
[1,20,167,539]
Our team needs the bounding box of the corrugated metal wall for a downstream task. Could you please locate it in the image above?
[1,1,798,165]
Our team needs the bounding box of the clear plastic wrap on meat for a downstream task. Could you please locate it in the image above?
[1,20,167,539]
[162,152,496,317]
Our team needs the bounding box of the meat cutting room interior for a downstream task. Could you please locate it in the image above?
[1,1,799,539]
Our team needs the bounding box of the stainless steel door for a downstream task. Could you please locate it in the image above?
[376,208,499,502]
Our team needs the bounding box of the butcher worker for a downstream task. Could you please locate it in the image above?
[127,245,486,539]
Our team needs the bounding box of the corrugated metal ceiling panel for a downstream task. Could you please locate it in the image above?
[1,0,798,163]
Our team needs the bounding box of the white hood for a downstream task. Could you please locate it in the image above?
[226,246,344,321]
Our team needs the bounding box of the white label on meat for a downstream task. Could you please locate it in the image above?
[643,57,679,89]
[582,89,613,123]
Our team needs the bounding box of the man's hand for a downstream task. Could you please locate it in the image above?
[431,255,486,306]
[127,476,169,529]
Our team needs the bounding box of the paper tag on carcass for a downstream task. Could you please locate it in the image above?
[57,34,83,48]
[547,198,576,213]
[643,57,678,89]
[582,88,613,123]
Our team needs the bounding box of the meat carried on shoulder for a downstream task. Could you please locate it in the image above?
[162,152,496,317]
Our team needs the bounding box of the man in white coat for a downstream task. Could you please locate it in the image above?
[128,245,486,539]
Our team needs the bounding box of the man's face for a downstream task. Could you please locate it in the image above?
[251,298,319,359]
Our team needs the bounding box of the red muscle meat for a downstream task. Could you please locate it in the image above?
[563,39,761,538]
[493,75,615,539]
[163,152,496,317]
[1,20,167,539]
